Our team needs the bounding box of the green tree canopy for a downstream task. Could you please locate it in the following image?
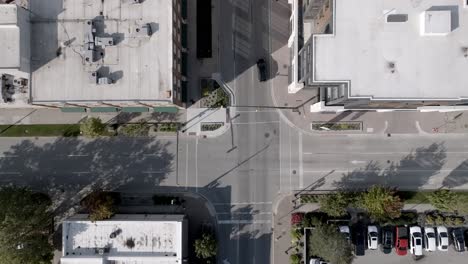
[81,191,119,221]
[357,186,403,221]
[194,233,217,260]
[318,192,353,217]
[426,189,468,214]
[309,224,354,264]
[0,186,53,264]
[80,117,107,137]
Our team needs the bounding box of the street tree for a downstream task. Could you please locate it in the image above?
[80,117,107,137]
[194,233,217,261]
[318,192,353,217]
[358,186,403,220]
[309,224,354,264]
[81,191,119,221]
[0,186,53,264]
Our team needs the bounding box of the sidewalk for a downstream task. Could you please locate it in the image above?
[271,73,468,134]
[0,108,187,125]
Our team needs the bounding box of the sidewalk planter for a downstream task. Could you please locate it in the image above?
[311,121,362,131]
[201,122,223,132]
[154,123,179,132]
[200,78,230,108]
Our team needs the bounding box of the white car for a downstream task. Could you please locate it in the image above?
[436,226,449,251]
[309,259,328,264]
[367,225,379,250]
[423,227,436,252]
[410,226,423,256]
[339,226,351,241]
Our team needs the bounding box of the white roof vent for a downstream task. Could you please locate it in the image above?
[420,10,452,36]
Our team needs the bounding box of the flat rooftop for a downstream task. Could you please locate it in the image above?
[313,0,468,100]
[30,0,173,104]
[0,5,19,68]
[62,214,185,264]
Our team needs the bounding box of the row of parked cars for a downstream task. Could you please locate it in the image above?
[339,225,468,256]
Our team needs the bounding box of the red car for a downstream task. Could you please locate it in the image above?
[395,226,408,256]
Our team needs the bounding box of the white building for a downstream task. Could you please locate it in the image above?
[289,0,468,112]
[0,0,188,111]
[61,214,188,264]
[0,4,30,106]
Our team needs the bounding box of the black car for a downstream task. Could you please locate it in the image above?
[381,227,394,254]
[452,228,466,252]
[256,58,267,82]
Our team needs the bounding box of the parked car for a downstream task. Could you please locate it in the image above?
[309,259,328,264]
[381,227,394,254]
[256,58,267,82]
[436,226,449,251]
[424,227,436,252]
[367,226,379,250]
[354,225,366,256]
[410,226,423,256]
[339,226,351,242]
[395,226,408,256]
[452,228,466,252]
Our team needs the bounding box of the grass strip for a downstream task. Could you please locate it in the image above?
[0,124,81,137]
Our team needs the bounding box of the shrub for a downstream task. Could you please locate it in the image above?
[426,190,458,212]
[80,117,107,137]
[290,228,303,243]
[300,195,319,203]
[119,121,149,136]
[291,213,304,226]
[194,233,217,260]
[290,254,301,264]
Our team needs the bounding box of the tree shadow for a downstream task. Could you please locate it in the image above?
[0,137,174,221]
[442,159,468,188]
[334,143,447,190]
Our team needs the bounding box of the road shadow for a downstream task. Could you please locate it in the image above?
[0,137,174,222]
[221,0,290,83]
[334,142,447,190]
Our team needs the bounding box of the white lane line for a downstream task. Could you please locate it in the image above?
[299,132,303,189]
[212,202,273,205]
[304,151,468,155]
[72,171,91,174]
[234,110,277,113]
[142,171,167,174]
[289,126,292,192]
[279,120,283,193]
[303,169,467,173]
[0,155,18,158]
[216,212,272,215]
[195,137,199,193]
[350,160,366,164]
[67,154,88,157]
[218,220,271,224]
[232,121,280,125]
[185,141,189,188]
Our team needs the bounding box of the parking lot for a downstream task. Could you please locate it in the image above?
[354,247,465,264]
